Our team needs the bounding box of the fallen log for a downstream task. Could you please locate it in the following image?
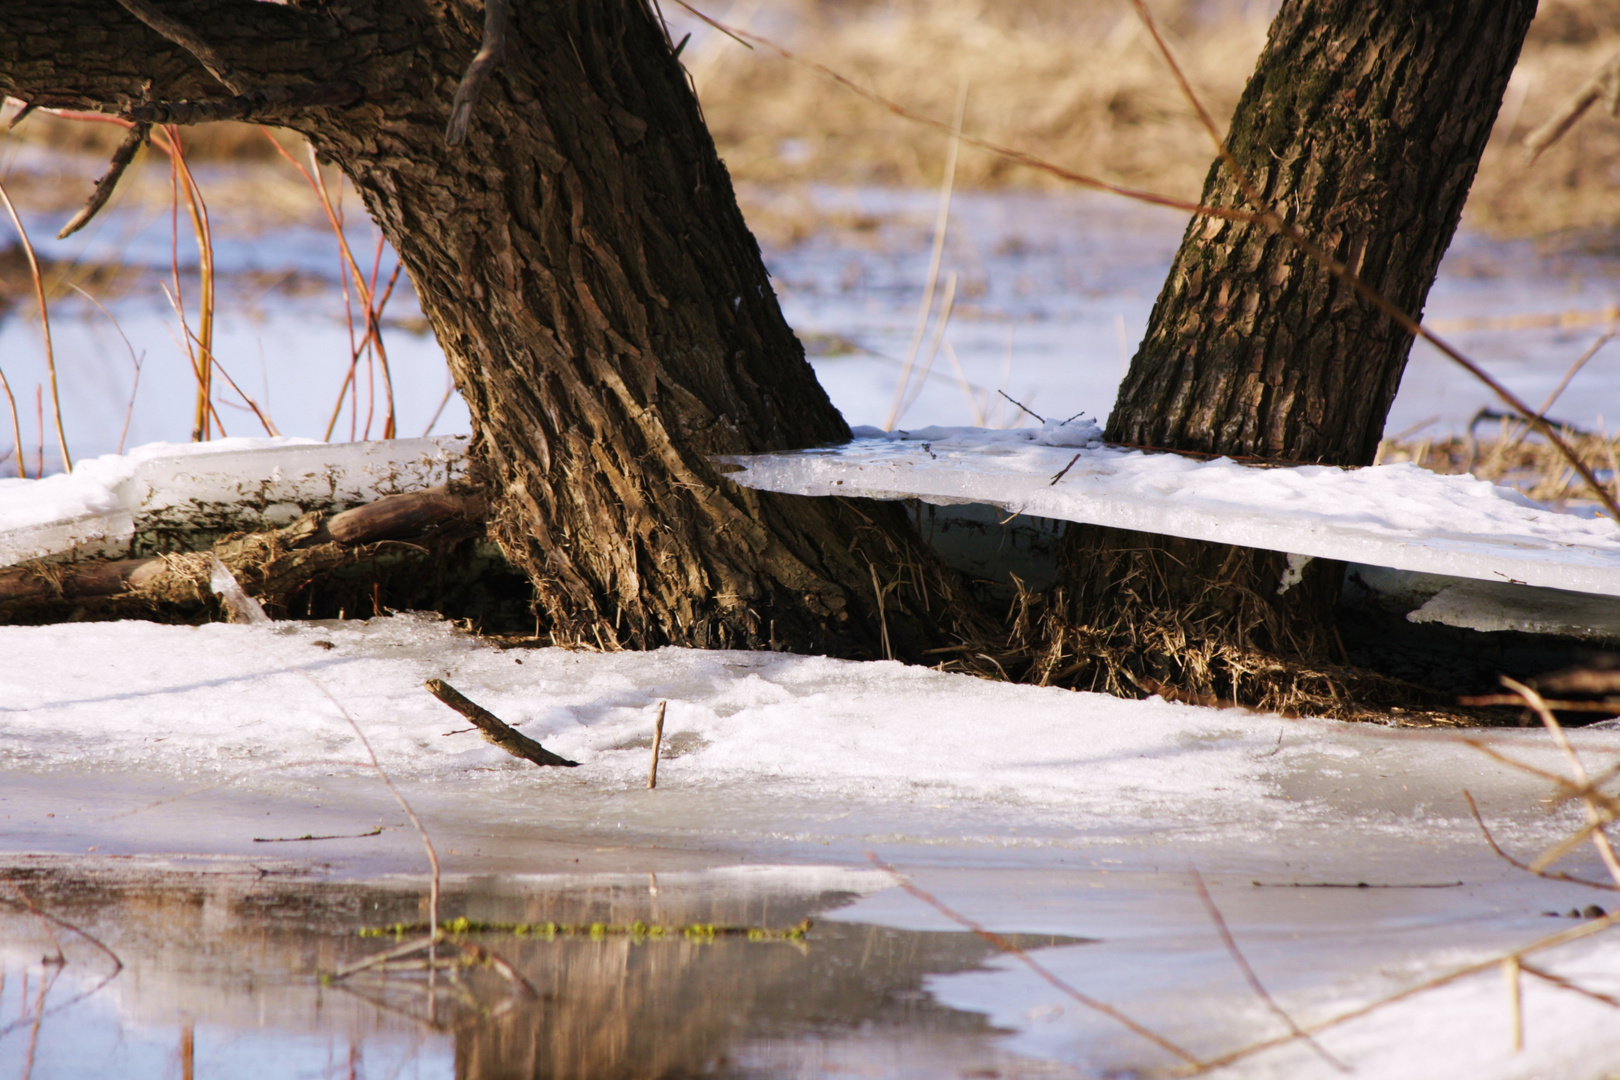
[0,487,491,614]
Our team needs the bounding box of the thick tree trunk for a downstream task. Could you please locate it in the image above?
[1036,0,1538,708]
[2,0,989,658]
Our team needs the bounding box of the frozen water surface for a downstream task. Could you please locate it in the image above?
[723,425,1620,597]
[4,616,1620,1077]
[4,186,1620,471]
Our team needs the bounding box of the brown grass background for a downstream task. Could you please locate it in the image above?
[679,0,1620,237]
[6,0,1620,238]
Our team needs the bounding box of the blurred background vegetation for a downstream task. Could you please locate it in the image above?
[7,0,1620,239]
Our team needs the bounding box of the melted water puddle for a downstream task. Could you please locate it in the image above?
[0,858,1085,1079]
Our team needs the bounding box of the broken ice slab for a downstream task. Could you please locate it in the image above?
[0,435,469,567]
[720,428,1620,599]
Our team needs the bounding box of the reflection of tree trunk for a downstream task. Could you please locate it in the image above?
[1,0,989,660]
[1038,0,1538,709]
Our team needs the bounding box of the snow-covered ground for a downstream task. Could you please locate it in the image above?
[4,614,1620,1077]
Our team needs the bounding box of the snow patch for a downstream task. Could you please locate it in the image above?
[725,434,1620,597]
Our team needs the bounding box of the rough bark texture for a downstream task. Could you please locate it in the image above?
[2,0,988,658]
[1038,0,1538,708]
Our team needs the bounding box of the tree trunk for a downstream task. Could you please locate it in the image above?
[2,0,989,659]
[1035,0,1538,708]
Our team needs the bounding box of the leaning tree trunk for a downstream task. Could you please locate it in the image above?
[2,0,991,659]
[1030,0,1538,709]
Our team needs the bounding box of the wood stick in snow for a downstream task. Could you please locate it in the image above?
[425,679,578,767]
[648,701,666,789]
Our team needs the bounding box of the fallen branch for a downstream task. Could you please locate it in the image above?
[425,679,579,767]
[0,486,489,610]
[253,826,384,842]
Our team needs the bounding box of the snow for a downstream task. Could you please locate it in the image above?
[0,435,467,566]
[724,430,1620,597]
[5,614,1620,1077]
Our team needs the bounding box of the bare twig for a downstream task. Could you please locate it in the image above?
[1519,960,1620,1008]
[1525,46,1620,161]
[0,365,23,479]
[58,121,150,239]
[996,389,1044,424]
[886,79,966,430]
[446,0,511,146]
[253,826,384,842]
[1049,452,1082,486]
[1501,677,1620,888]
[648,700,666,789]
[425,679,579,767]
[1464,790,1620,892]
[1189,866,1347,1071]
[866,852,1203,1068]
[306,682,443,988]
[1196,911,1620,1072]
[65,285,143,453]
[0,179,70,473]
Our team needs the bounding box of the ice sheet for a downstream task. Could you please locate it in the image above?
[723,428,1620,597]
[5,616,1620,1078]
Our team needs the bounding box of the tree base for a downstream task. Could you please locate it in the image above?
[1001,525,1474,722]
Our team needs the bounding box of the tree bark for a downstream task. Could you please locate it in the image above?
[1037,0,1538,707]
[2,0,988,658]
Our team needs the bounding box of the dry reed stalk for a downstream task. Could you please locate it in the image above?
[422,376,457,438]
[0,365,23,479]
[896,270,958,423]
[260,130,400,441]
[1503,956,1524,1052]
[1500,677,1620,887]
[1193,909,1620,1073]
[65,284,144,453]
[306,143,397,439]
[33,386,43,479]
[303,680,443,994]
[941,340,982,425]
[866,852,1204,1069]
[1187,865,1345,1070]
[885,78,966,430]
[151,126,217,442]
[0,178,70,473]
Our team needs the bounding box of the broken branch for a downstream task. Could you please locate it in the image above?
[58,121,149,239]
[425,679,578,768]
[445,0,511,146]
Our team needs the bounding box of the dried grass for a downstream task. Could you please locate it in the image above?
[1378,426,1620,512]
[679,0,1620,238]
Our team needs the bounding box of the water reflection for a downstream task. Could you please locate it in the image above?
[0,858,1085,1079]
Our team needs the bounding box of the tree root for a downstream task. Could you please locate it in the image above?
[987,525,1485,725]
